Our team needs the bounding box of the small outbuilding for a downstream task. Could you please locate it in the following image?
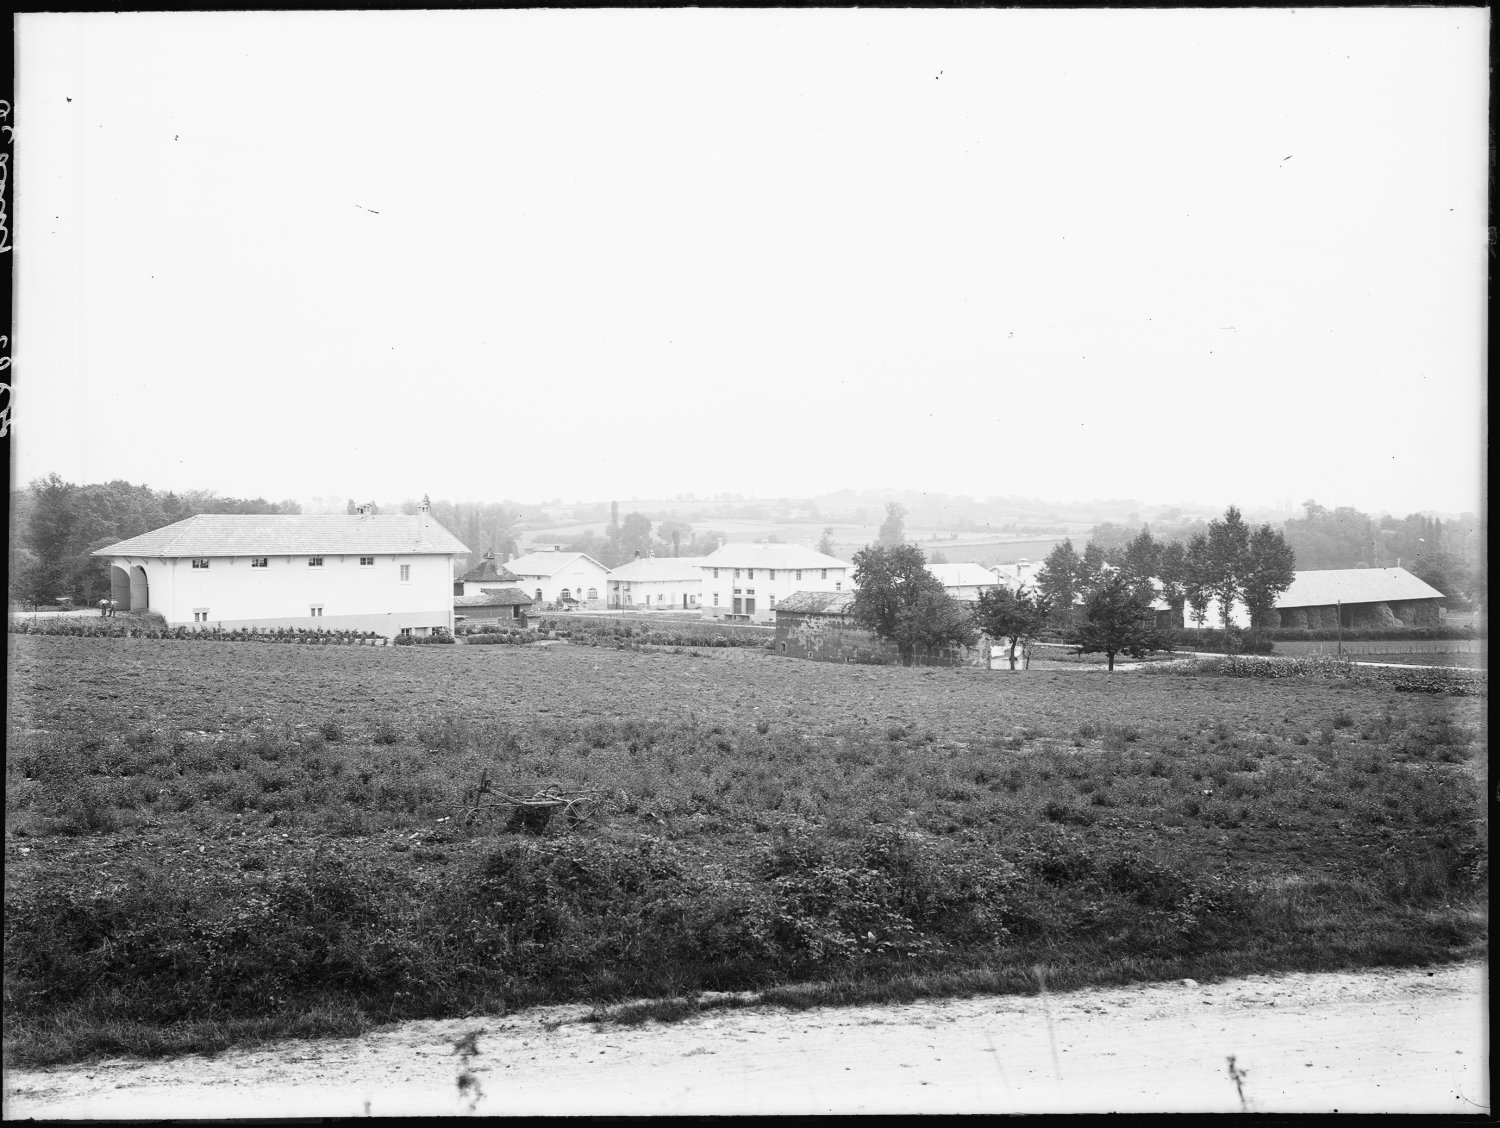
[454,586,533,625]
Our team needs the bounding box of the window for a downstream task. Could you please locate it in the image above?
[713,568,719,579]
[588,587,598,600]
[747,569,754,580]
[309,557,324,568]
[734,588,742,595]
[713,593,719,606]
[835,582,842,592]
[795,570,803,581]
[191,558,210,569]
[359,557,374,566]
[746,588,755,596]
[250,557,268,568]
[821,569,828,580]
[400,627,412,636]
[769,593,776,607]
[310,606,323,617]
[193,609,209,623]
[399,564,410,583]
[769,569,776,580]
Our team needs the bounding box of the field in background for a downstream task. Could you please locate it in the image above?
[4,635,1486,1066]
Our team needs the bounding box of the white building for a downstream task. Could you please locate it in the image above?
[93,503,469,637]
[698,543,852,623]
[928,562,1001,601]
[504,548,610,609]
[989,559,1044,594]
[608,556,705,611]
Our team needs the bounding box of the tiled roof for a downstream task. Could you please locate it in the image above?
[455,586,534,607]
[459,558,521,584]
[94,514,469,558]
[928,562,1000,589]
[505,551,609,577]
[608,556,706,582]
[698,543,850,570]
[774,590,857,615]
[1276,567,1445,608]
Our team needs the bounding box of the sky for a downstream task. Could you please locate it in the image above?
[12,8,1489,518]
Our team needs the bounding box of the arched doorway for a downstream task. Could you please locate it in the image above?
[110,565,131,607]
[129,565,150,611]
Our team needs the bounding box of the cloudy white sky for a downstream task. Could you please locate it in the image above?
[12,8,1489,516]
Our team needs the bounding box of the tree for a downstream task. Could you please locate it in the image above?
[27,473,77,600]
[1080,541,1109,598]
[1120,527,1160,602]
[850,544,976,666]
[616,513,653,561]
[1205,505,1251,634]
[877,502,907,547]
[973,584,1051,670]
[1036,539,1083,627]
[1074,574,1168,671]
[1184,533,1213,641]
[656,519,693,557]
[1241,524,1296,642]
[1155,540,1189,628]
[817,527,837,556]
[929,550,949,565]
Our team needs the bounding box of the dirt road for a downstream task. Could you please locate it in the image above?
[3,961,1486,1117]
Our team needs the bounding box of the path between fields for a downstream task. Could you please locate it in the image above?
[3,961,1486,1117]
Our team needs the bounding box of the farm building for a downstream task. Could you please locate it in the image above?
[772,590,988,667]
[1201,567,1446,630]
[607,556,705,610]
[454,587,533,625]
[990,559,1043,594]
[92,501,469,637]
[454,552,522,597]
[927,562,1001,601]
[699,544,852,624]
[504,548,610,610]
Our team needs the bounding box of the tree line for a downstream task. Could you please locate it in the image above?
[848,506,1298,671]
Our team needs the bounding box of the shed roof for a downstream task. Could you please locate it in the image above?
[698,543,850,570]
[609,556,706,582]
[928,562,1000,589]
[455,586,534,608]
[505,551,609,576]
[94,514,469,558]
[458,556,521,584]
[1276,567,1445,608]
[774,590,857,615]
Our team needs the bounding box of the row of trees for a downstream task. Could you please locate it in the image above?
[849,543,1166,671]
[1035,506,1297,643]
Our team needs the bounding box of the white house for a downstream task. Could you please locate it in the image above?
[454,552,522,597]
[928,562,1001,601]
[93,502,469,637]
[698,543,852,623]
[608,556,705,611]
[504,548,610,609]
[990,559,1044,594]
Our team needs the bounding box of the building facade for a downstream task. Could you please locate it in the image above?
[698,544,853,624]
[607,556,705,610]
[503,549,611,609]
[1199,567,1446,630]
[94,504,469,637]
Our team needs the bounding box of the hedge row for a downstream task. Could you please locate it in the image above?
[8,618,387,645]
[1158,654,1486,696]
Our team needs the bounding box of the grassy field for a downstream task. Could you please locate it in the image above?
[4,634,1486,1066]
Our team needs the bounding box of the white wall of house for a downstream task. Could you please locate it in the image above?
[700,563,850,623]
[611,576,702,610]
[108,552,461,636]
[510,561,610,606]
